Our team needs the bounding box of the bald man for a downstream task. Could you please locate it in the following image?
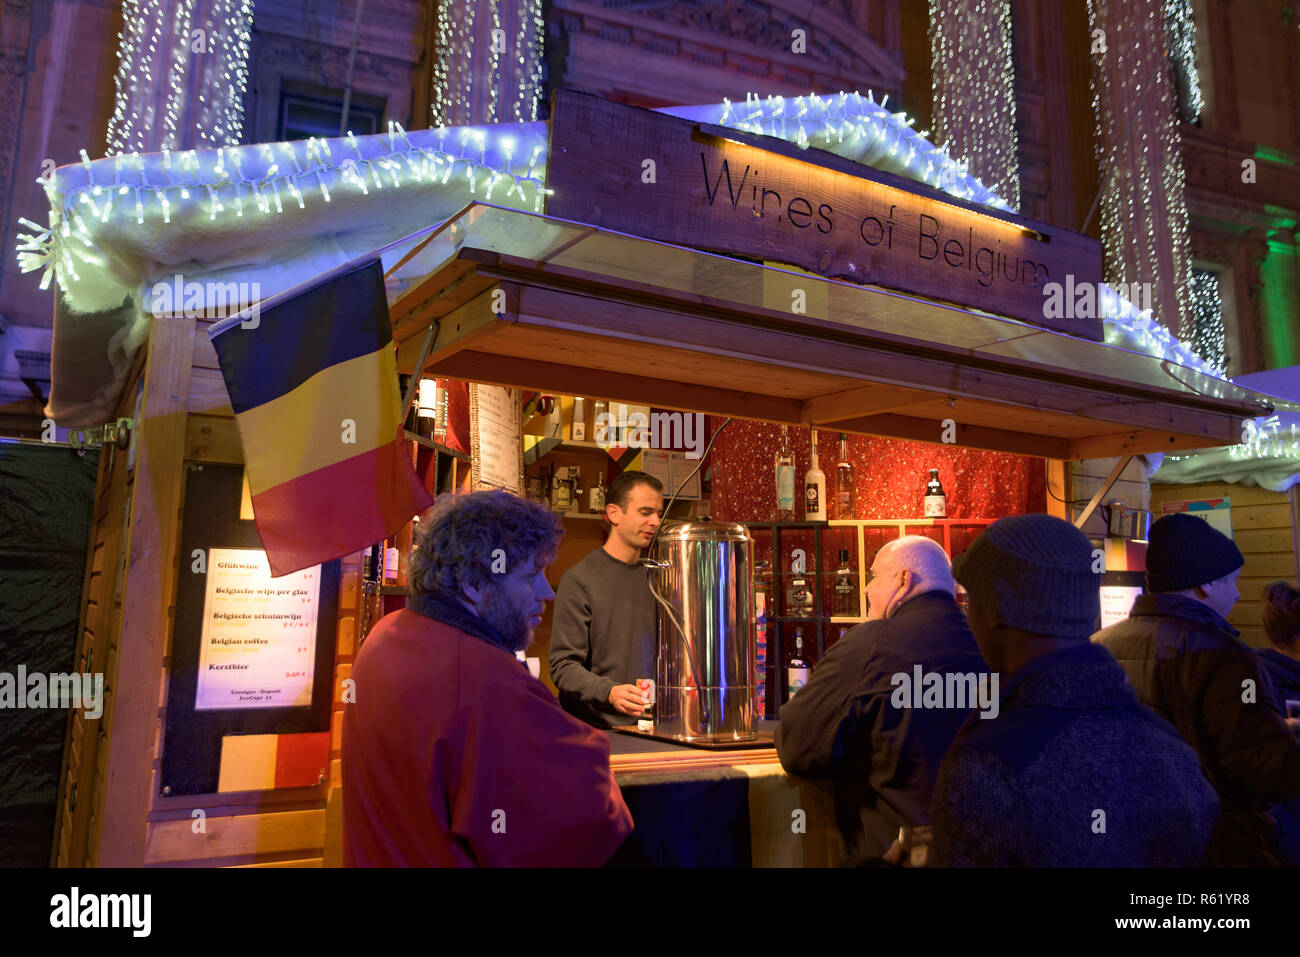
[775,536,988,863]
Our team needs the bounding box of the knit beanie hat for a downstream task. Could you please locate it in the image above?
[1145,513,1244,593]
[953,514,1100,639]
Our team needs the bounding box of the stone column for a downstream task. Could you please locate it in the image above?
[431,0,543,127]
[928,0,1021,210]
[1086,0,1192,338]
[105,0,254,154]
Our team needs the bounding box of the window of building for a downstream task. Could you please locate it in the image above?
[277,88,385,142]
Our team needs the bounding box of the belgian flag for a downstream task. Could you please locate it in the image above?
[211,260,433,577]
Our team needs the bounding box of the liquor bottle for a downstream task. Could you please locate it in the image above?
[786,574,815,618]
[593,399,610,446]
[787,628,810,699]
[383,538,399,585]
[834,433,855,519]
[805,429,826,521]
[571,397,587,441]
[587,470,606,513]
[358,544,383,645]
[416,378,438,439]
[924,468,947,518]
[833,548,858,618]
[433,379,448,443]
[774,425,795,521]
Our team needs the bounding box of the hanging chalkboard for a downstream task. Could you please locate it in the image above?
[160,463,339,797]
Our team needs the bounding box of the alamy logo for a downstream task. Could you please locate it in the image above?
[149,273,261,328]
[890,665,1000,720]
[595,405,706,458]
[1041,276,1152,320]
[50,887,151,937]
[0,667,103,719]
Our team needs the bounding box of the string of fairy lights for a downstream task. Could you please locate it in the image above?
[1086,0,1193,343]
[105,0,252,155]
[1188,267,1226,374]
[434,0,543,125]
[1165,0,1204,123]
[16,124,551,294]
[928,0,1021,211]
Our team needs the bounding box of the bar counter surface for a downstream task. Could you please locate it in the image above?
[606,720,844,866]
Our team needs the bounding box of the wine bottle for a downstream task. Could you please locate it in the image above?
[805,430,826,522]
[924,468,947,518]
[833,548,858,617]
[788,628,810,698]
[775,425,795,521]
[834,432,855,519]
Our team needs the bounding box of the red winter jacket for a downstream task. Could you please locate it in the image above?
[342,606,633,866]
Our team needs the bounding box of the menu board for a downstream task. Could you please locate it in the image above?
[1099,585,1143,628]
[641,449,701,500]
[194,548,320,710]
[471,384,522,494]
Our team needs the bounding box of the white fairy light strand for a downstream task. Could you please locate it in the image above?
[15,123,550,295]
[1086,0,1192,341]
[928,0,1021,211]
[1164,0,1203,123]
[487,0,502,124]
[1187,268,1225,373]
[161,0,198,149]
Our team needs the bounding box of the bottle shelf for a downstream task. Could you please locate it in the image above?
[557,511,605,521]
[527,437,610,456]
[403,430,469,461]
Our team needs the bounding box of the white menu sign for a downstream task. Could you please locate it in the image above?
[473,384,522,494]
[195,547,320,710]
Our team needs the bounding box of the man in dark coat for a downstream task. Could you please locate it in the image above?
[775,535,988,862]
[1093,514,1300,866]
[932,515,1217,867]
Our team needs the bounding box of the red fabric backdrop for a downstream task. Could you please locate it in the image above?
[709,420,1045,522]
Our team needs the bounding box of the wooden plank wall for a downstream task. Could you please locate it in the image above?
[56,316,361,867]
[1150,481,1300,649]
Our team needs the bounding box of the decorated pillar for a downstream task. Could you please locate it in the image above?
[1086,0,1192,339]
[431,0,544,127]
[928,0,1021,211]
[105,0,254,155]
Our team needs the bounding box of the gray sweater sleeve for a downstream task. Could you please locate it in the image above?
[548,573,615,708]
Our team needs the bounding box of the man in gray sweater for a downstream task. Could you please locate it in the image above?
[549,471,664,727]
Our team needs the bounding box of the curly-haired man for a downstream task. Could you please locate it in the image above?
[342,489,633,866]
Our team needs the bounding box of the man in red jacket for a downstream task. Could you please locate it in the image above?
[342,489,633,866]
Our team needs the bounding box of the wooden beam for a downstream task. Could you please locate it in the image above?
[1046,460,1069,520]
[185,415,243,464]
[1067,427,1243,460]
[828,412,1072,459]
[1074,456,1132,530]
[801,384,932,424]
[429,350,804,424]
[95,311,196,866]
[396,282,516,374]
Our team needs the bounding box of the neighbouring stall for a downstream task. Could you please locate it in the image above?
[22,89,1278,867]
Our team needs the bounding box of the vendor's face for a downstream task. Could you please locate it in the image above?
[609,483,663,551]
[467,555,556,653]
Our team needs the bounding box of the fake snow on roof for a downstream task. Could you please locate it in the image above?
[17,90,1223,426]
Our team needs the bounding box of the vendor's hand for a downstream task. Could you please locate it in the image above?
[608,684,645,716]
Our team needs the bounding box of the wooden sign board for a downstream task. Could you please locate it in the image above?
[546,90,1104,341]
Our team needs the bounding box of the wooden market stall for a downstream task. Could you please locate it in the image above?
[43,91,1281,868]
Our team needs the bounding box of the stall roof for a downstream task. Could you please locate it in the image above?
[386,204,1274,461]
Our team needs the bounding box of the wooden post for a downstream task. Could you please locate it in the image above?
[93,312,195,866]
[1046,459,1069,520]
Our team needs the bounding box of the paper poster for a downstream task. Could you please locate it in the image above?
[1161,498,1232,539]
[195,548,320,710]
[473,385,522,494]
[640,449,701,500]
[1099,585,1143,628]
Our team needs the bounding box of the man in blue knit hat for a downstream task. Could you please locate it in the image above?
[1093,512,1300,866]
[931,514,1217,867]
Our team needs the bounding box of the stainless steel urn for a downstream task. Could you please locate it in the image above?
[648,521,756,743]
